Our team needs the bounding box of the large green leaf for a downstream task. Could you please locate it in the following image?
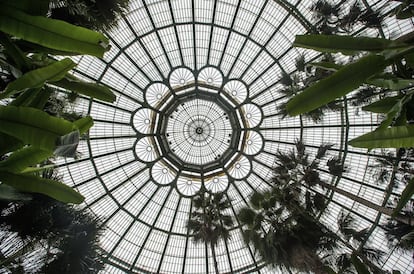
[310,61,343,72]
[0,184,31,201]
[366,77,414,90]
[5,0,49,16]
[0,106,75,151]
[0,133,23,155]
[73,116,94,134]
[351,254,371,274]
[393,177,414,216]
[362,96,403,114]
[0,5,110,57]
[1,58,76,99]
[52,74,116,103]
[294,35,408,54]
[286,55,387,116]
[0,171,84,204]
[0,32,30,70]
[349,126,414,149]
[0,146,51,173]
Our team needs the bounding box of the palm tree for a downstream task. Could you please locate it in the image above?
[278,54,342,123]
[310,0,340,34]
[275,141,414,226]
[239,188,337,274]
[187,191,234,274]
[49,0,129,32]
[336,210,386,274]
[0,168,104,273]
[384,216,414,254]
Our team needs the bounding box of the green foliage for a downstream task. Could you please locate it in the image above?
[286,54,388,116]
[187,192,233,273]
[294,35,407,54]
[393,177,414,216]
[54,74,116,103]
[0,0,115,204]
[0,171,84,204]
[50,0,129,32]
[0,193,104,273]
[1,58,76,100]
[287,30,414,150]
[349,126,414,149]
[0,4,110,57]
[237,141,349,273]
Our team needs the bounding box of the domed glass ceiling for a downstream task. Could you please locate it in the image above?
[56,0,413,273]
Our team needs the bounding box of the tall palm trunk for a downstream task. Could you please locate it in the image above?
[318,181,413,226]
[211,243,219,274]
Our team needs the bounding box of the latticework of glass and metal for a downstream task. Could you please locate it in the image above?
[55,0,414,273]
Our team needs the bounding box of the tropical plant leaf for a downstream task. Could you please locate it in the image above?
[5,0,49,16]
[286,55,387,116]
[294,35,409,54]
[351,254,371,274]
[349,126,414,149]
[0,171,84,204]
[376,93,413,130]
[362,96,403,113]
[0,5,110,57]
[366,77,414,90]
[393,177,414,216]
[0,32,30,70]
[310,61,343,72]
[19,88,52,109]
[73,116,94,134]
[0,106,75,151]
[0,146,51,173]
[1,58,76,99]
[0,133,23,155]
[52,74,115,103]
[0,183,31,201]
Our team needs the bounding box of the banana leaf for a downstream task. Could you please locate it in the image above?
[286,54,387,116]
[5,0,49,16]
[17,88,52,109]
[0,106,75,151]
[0,184,32,201]
[1,58,76,99]
[0,133,23,156]
[349,125,414,149]
[52,73,116,103]
[362,95,403,114]
[294,35,409,55]
[0,146,51,173]
[393,177,414,216]
[73,116,94,134]
[0,5,110,57]
[0,32,30,70]
[310,61,343,72]
[366,77,414,90]
[0,171,84,204]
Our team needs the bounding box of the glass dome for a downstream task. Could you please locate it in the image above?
[56,0,414,273]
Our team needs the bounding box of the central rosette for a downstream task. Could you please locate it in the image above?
[131,67,264,196]
[164,97,233,166]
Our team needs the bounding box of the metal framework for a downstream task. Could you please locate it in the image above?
[56,0,414,273]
